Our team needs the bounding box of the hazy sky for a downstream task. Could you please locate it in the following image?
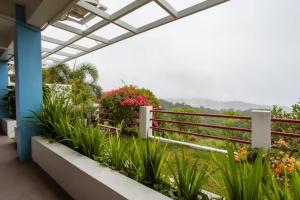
[66,0,300,106]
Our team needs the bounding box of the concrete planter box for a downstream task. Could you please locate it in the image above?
[32,136,172,200]
[1,118,16,138]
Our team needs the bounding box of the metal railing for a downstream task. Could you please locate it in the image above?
[148,108,300,146]
[150,109,251,145]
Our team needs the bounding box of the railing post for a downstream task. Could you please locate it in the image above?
[139,106,153,139]
[251,110,271,150]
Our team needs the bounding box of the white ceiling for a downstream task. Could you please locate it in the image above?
[0,0,76,60]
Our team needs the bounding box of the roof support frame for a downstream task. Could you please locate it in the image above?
[41,0,229,65]
[154,0,178,18]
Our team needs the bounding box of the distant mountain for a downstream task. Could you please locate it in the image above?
[166,98,291,112]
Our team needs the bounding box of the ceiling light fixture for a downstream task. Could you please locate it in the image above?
[61,0,107,21]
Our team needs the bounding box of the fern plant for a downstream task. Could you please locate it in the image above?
[168,151,210,200]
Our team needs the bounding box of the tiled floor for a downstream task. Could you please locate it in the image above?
[0,135,72,200]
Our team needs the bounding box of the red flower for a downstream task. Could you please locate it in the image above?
[136,95,149,106]
[121,98,136,106]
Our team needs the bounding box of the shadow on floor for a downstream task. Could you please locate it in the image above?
[0,135,73,200]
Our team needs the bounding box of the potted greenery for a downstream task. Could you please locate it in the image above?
[1,85,16,138]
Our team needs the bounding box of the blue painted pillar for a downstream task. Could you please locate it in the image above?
[0,61,8,119]
[14,5,42,160]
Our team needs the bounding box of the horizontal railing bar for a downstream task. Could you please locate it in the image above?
[151,127,251,144]
[151,118,251,132]
[271,118,300,124]
[151,110,251,120]
[271,131,300,137]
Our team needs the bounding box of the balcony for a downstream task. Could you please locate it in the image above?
[0,135,71,199]
[1,0,299,200]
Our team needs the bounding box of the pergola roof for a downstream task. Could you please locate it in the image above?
[0,0,227,65]
[41,0,228,66]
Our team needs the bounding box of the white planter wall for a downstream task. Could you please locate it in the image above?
[1,118,16,138]
[32,136,171,200]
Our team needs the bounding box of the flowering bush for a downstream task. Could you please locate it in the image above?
[99,85,159,134]
[234,139,300,179]
[270,139,300,178]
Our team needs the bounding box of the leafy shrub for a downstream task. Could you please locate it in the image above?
[235,140,300,179]
[99,85,159,133]
[168,151,210,200]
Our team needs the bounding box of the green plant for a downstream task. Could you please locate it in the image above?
[291,169,300,199]
[133,138,167,186]
[264,169,300,200]
[168,151,210,200]
[263,170,291,200]
[77,124,106,159]
[104,135,127,171]
[32,90,73,139]
[43,62,102,109]
[2,85,16,119]
[214,145,266,200]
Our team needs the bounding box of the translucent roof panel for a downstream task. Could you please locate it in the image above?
[167,0,207,11]
[73,37,100,48]
[42,25,75,41]
[40,0,228,66]
[49,54,68,60]
[42,41,59,49]
[92,24,128,40]
[120,2,169,28]
[100,0,135,15]
[59,47,82,55]
[42,59,55,65]
[85,16,103,27]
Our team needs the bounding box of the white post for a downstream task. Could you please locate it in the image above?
[251,110,271,150]
[139,106,153,139]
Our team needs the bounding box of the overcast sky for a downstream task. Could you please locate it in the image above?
[66,0,300,106]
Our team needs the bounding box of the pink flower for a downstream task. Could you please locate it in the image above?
[121,98,136,106]
[136,95,148,106]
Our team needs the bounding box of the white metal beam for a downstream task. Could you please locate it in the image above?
[42,0,147,59]
[154,0,178,18]
[42,47,74,57]
[76,1,137,33]
[52,21,109,43]
[178,0,229,18]
[43,0,229,65]
[42,35,89,53]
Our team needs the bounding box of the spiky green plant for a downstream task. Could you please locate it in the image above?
[291,169,300,199]
[263,171,291,200]
[32,90,73,140]
[214,145,266,200]
[133,138,167,186]
[264,168,300,200]
[167,151,210,200]
[123,139,139,179]
[104,135,127,171]
[76,123,106,159]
